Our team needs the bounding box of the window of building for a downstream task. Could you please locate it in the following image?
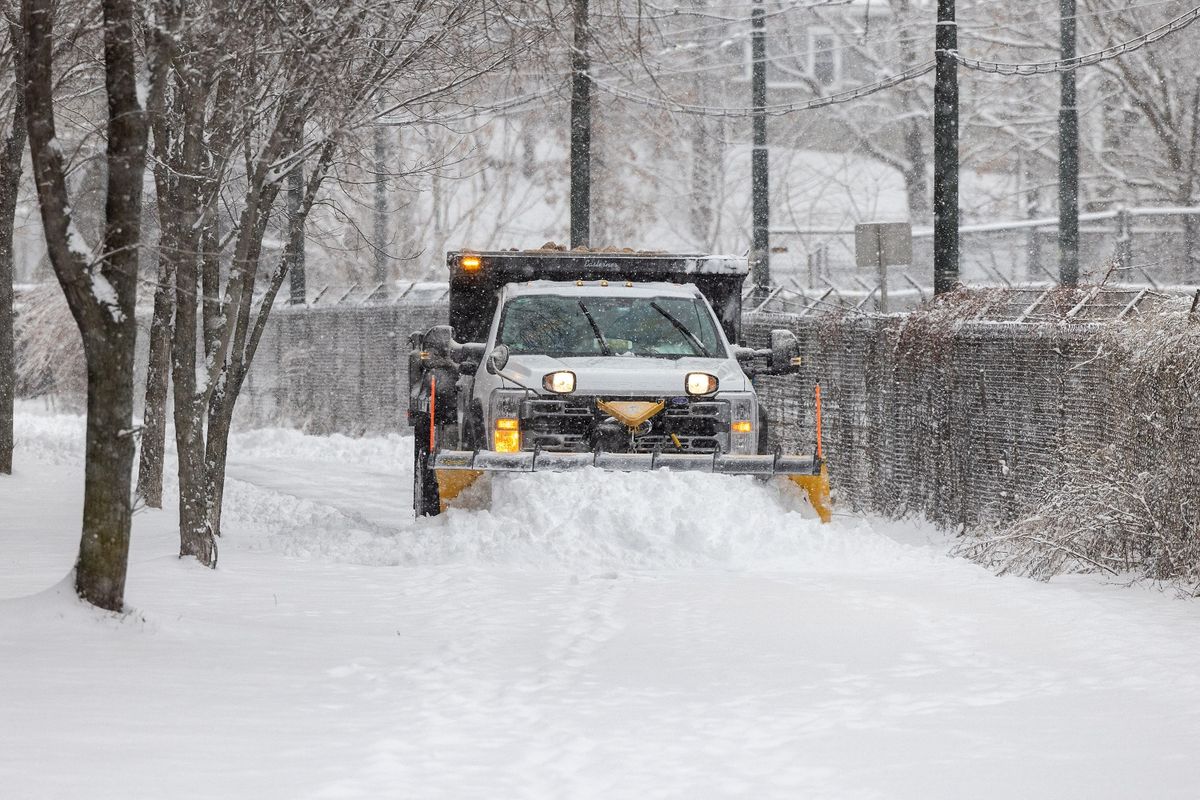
[809,29,838,86]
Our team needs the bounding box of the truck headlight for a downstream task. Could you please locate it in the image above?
[685,372,719,396]
[542,371,576,393]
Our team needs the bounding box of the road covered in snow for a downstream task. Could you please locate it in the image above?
[3,409,1199,799]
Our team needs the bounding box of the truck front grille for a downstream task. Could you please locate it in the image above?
[520,396,728,454]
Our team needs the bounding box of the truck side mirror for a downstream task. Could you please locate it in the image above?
[454,341,486,362]
[732,345,759,363]
[769,329,801,374]
[486,344,510,375]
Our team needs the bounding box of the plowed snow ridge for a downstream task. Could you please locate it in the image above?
[223,427,926,571]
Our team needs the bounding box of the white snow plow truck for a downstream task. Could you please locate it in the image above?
[407,248,831,521]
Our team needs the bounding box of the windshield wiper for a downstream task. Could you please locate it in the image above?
[650,301,710,357]
[577,299,612,356]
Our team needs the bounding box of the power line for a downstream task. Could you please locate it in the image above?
[469,0,1200,126]
[591,59,933,117]
[589,1,1200,118]
[592,0,1195,64]
[955,3,1200,75]
[522,0,1197,100]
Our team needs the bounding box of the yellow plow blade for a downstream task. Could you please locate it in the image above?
[787,463,832,524]
[435,469,484,512]
[432,451,833,524]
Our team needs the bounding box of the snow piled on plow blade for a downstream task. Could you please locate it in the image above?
[9,414,922,573]
[221,429,925,572]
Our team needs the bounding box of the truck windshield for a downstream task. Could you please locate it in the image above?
[498,294,726,359]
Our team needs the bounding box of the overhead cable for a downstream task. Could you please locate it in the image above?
[954,3,1200,75]
[591,59,934,118]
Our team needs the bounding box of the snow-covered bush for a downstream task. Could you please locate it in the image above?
[13,284,85,408]
[959,307,1200,591]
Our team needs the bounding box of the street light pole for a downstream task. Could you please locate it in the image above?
[750,0,770,296]
[932,0,959,295]
[1059,0,1080,286]
[569,0,592,248]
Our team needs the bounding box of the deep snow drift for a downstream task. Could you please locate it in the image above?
[3,408,1199,799]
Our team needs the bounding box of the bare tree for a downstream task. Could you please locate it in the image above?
[133,0,196,510]
[1083,0,1200,266]
[22,0,149,610]
[136,0,538,563]
[0,2,24,476]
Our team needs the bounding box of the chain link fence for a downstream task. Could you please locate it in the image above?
[746,288,1198,555]
[18,284,1199,553]
[746,311,1112,527]
[236,301,448,435]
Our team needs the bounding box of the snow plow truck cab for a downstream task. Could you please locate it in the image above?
[407,248,831,521]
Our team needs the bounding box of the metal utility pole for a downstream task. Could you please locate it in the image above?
[374,123,389,284]
[1059,0,1080,286]
[932,0,959,295]
[569,0,591,248]
[287,164,306,305]
[750,0,770,295]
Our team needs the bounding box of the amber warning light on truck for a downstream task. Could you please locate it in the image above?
[460,255,482,272]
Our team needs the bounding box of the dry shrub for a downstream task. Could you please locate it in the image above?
[958,444,1200,588]
[14,284,86,407]
[958,305,1200,592]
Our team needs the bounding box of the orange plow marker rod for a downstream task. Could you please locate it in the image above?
[427,374,436,450]
[814,383,823,460]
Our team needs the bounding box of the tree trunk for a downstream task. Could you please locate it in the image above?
[167,166,215,565]
[0,161,18,477]
[172,232,214,564]
[22,0,148,610]
[895,0,931,225]
[200,214,221,360]
[0,8,26,476]
[204,388,233,539]
[0,215,12,477]
[689,117,718,250]
[135,256,173,507]
[904,146,931,223]
[901,85,930,222]
[77,327,136,607]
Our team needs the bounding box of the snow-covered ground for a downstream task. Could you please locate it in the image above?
[3,408,1199,799]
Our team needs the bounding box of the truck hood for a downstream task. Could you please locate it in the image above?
[499,354,752,395]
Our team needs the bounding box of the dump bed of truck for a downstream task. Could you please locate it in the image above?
[446,249,750,343]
